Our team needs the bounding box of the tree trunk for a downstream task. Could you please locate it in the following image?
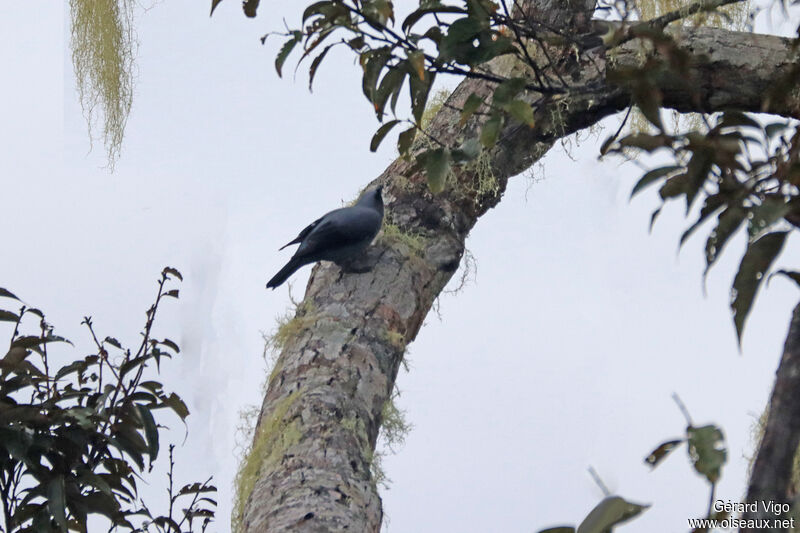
[742,302,800,532]
[238,6,800,531]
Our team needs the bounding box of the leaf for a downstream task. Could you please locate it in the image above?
[275,32,302,77]
[370,120,401,152]
[374,65,406,118]
[633,85,663,130]
[765,121,791,140]
[423,148,451,194]
[577,496,650,533]
[0,288,20,301]
[506,100,535,127]
[409,68,435,123]
[397,127,417,155]
[644,439,683,468]
[159,338,180,353]
[492,78,526,107]
[459,93,483,127]
[630,166,681,199]
[402,4,465,32]
[619,133,670,153]
[136,405,160,462]
[683,150,712,212]
[480,114,502,148]
[687,424,726,484]
[308,45,334,92]
[659,173,689,200]
[407,50,425,80]
[362,47,393,102]
[104,336,122,349]
[538,528,575,533]
[0,310,19,322]
[242,0,260,17]
[679,193,726,248]
[164,289,180,299]
[748,195,791,238]
[163,266,183,281]
[48,477,68,531]
[156,393,190,420]
[210,0,224,16]
[704,205,747,278]
[718,111,760,130]
[438,17,483,63]
[731,231,789,342]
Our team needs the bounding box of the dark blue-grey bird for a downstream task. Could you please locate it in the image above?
[267,186,384,289]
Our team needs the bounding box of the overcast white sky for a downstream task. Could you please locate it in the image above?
[1,1,799,532]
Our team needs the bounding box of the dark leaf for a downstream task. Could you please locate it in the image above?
[769,270,800,288]
[155,393,190,420]
[765,121,791,140]
[578,496,650,533]
[210,0,224,15]
[407,50,425,80]
[748,195,791,238]
[164,289,180,299]
[0,310,19,322]
[409,68,435,123]
[275,32,302,77]
[704,205,747,278]
[644,439,683,468]
[242,0,259,17]
[718,111,760,130]
[136,405,159,462]
[402,4,465,32]
[159,338,180,353]
[48,477,68,531]
[0,288,20,301]
[538,528,575,533]
[104,337,122,349]
[361,47,392,102]
[687,424,726,484]
[308,44,334,92]
[162,266,183,281]
[659,173,689,200]
[731,231,789,342]
[683,151,712,212]
[374,65,407,118]
[619,133,671,153]
[679,193,726,248]
[370,120,401,152]
[631,166,681,199]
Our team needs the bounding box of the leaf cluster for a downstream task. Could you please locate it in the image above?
[602,24,799,342]
[0,268,215,533]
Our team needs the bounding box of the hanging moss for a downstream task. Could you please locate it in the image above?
[69,0,136,171]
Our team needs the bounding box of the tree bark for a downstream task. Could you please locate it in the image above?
[742,302,800,532]
[239,10,800,533]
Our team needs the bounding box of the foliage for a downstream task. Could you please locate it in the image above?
[0,268,216,532]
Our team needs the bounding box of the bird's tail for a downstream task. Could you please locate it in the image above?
[266,257,303,289]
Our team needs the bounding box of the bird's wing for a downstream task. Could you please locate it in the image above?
[278,215,326,250]
[294,207,381,260]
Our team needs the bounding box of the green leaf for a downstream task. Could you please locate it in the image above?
[480,114,502,148]
[0,288,20,301]
[644,439,683,468]
[506,100,534,127]
[397,127,417,155]
[687,424,726,484]
[492,78,526,107]
[407,50,426,80]
[370,120,401,152]
[577,496,650,533]
[374,65,407,118]
[731,231,789,342]
[402,4,466,32]
[155,393,190,420]
[409,69,435,123]
[308,45,333,92]
[424,148,451,193]
[242,0,259,17]
[630,166,681,199]
[459,93,483,127]
[718,111,760,130]
[0,310,19,322]
[362,47,393,102]
[683,150,712,212]
[275,32,302,78]
[48,477,68,531]
[659,173,689,200]
[210,0,224,16]
[362,0,395,27]
[704,205,747,278]
[619,133,670,153]
[439,17,482,62]
[748,195,791,238]
[136,405,160,462]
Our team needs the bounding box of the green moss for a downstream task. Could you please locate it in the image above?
[383,329,405,351]
[379,223,427,256]
[232,389,304,533]
[69,0,136,171]
[420,89,451,130]
[264,300,317,356]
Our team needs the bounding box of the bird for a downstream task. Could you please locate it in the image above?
[266,186,384,289]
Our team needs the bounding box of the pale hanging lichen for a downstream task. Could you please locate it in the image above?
[69,0,137,171]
